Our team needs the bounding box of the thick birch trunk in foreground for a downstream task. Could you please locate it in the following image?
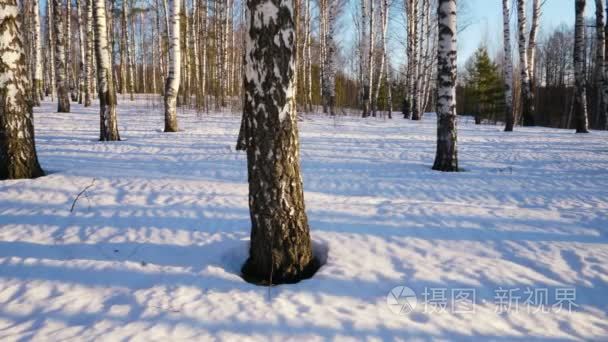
[517,0,535,126]
[0,0,44,180]
[432,0,458,172]
[238,0,315,285]
[502,0,514,131]
[164,0,180,132]
[93,0,120,141]
[53,0,70,113]
[32,0,43,106]
[574,0,590,133]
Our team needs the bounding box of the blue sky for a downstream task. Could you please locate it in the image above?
[39,0,585,66]
[458,0,590,63]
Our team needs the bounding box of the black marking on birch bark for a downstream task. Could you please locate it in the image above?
[432,0,459,172]
[0,0,45,180]
[239,0,319,285]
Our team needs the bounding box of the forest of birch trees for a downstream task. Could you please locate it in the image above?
[3,0,608,183]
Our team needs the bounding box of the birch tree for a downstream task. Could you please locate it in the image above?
[372,0,389,117]
[574,0,589,133]
[53,0,71,112]
[363,0,375,117]
[164,0,180,132]
[84,0,93,106]
[517,0,535,126]
[0,0,45,180]
[237,0,316,285]
[76,0,86,104]
[93,0,121,141]
[527,0,540,89]
[432,0,458,172]
[32,0,44,106]
[502,0,514,131]
[595,0,608,129]
[321,0,337,115]
[47,1,56,101]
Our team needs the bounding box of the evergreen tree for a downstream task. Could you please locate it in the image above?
[464,47,504,124]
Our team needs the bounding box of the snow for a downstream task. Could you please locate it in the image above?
[1,97,608,340]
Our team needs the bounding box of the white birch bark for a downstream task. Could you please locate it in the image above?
[53,0,71,112]
[432,0,458,172]
[85,0,93,106]
[32,0,43,105]
[93,0,120,141]
[517,0,535,126]
[164,0,180,132]
[0,0,45,180]
[48,1,56,101]
[503,0,514,131]
[574,0,590,133]
[76,0,87,104]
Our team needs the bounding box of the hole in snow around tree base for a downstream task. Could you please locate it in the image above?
[223,239,328,286]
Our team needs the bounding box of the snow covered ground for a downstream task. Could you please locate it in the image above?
[1,97,608,341]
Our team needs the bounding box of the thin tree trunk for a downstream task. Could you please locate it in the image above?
[595,0,606,130]
[67,0,75,101]
[364,0,375,117]
[164,0,180,132]
[77,0,87,104]
[373,0,389,117]
[433,0,458,172]
[517,0,535,126]
[503,0,515,131]
[238,0,315,285]
[0,0,45,180]
[85,0,93,106]
[48,1,56,102]
[53,0,71,112]
[574,0,590,133]
[32,0,44,106]
[527,0,540,89]
[93,0,120,141]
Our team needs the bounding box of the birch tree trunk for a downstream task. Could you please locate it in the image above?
[127,0,135,100]
[596,0,608,129]
[164,0,180,132]
[93,0,121,141]
[411,0,421,120]
[84,0,93,106]
[53,0,71,113]
[372,0,388,117]
[32,0,43,106]
[503,0,514,131]
[574,0,590,133]
[0,0,45,180]
[527,0,540,89]
[67,0,75,101]
[304,0,312,112]
[48,1,56,102]
[120,0,128,94]
[363,0,375,117]
[517,0,535,126]
[603,0,608,129]
[77,0,87,104]
[321,0,337,115]
[237,0,316,285]
[432,0,458,172]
